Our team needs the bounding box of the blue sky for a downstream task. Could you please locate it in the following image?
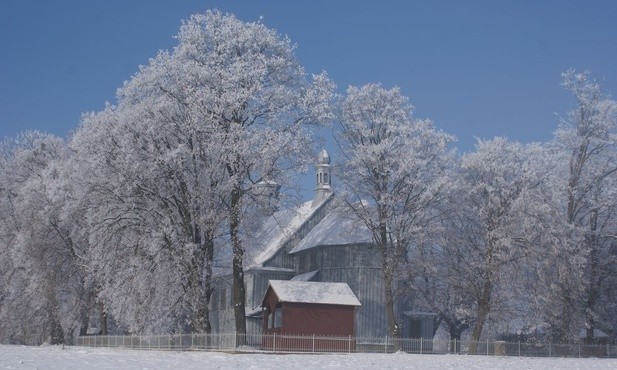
[1,1,617,194]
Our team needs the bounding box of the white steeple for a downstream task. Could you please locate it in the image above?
[313,149,332,206]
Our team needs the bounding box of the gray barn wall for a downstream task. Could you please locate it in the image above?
[294,244,388,338]
[210,275,234,334]
[246,269,295,312]
[211,268,295,335]
[294,243,419,338]
[321,266,387,338]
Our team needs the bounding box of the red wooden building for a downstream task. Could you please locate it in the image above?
[261,280,361,351]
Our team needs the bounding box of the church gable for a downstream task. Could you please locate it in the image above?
[290,211,373,255]
[248,190,333,269]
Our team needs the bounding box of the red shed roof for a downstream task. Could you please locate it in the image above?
[267,280,361,307]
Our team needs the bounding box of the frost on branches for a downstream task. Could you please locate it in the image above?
[0,132,93,344]
[68,10,334,337]
[336,83,454,347]
[539,70,617,343]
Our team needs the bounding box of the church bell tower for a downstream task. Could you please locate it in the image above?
[313,149,331,206]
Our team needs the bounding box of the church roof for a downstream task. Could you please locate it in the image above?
[266,280,361,307]
[290,270,319,282]
[289,211,373,254]
[248,194,331,267]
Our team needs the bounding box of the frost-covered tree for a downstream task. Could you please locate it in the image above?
[337,84,454,344]
[171,10,334,337]
[71,10,333,336]
[438,138,543,353]
[71,62,228,334]
[0,132,91,344]
[410,185,474,347]
[541,70,617,343]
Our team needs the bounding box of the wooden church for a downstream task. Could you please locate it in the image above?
[210,150,436,340]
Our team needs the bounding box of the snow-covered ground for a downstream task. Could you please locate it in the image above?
[1,345,616,369]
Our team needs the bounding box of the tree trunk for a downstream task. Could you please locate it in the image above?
[449,326,463,354]
[468,278,491,355]
[192,233,215,333]
[230,186,246,343]
[378,203,400,351]
[444,318,468,353]
[98,300,108,336]
[553,287,574,343]
[49,316,65,345]
[203,233,215,333]
[78,287,93,337]
[383,270,400,350]
[584,208,599,345]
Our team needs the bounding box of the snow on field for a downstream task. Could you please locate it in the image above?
[1,345,616,370]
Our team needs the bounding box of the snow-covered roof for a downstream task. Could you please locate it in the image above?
[246,266,295,273]
[248,194,331,267]
[266,280,361,307]
[290,270,319,282]
[290,211,373,254]
[245,307,263,317]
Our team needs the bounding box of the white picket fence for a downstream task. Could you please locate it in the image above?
[75,333,617,358]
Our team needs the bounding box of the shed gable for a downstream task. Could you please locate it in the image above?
[265,280,361,307]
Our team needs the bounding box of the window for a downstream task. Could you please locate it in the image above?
[324,173,328,184]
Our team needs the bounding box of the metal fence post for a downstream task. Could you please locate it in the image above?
[518,340,520,356]
[420,337,423,354]
[385,336,388,353]
[273,333,276,352]
[312,334,315,353]
[548,342,551,357]
[348,335,352,353]
[487,339,489,356]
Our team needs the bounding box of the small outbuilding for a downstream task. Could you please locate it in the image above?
[261,280,361,351]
